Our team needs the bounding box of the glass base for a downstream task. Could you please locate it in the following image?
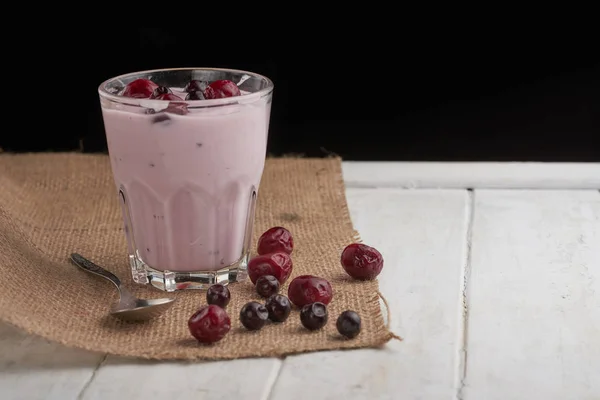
[128,251,249,292]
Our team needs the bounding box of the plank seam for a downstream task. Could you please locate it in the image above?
[77,353,108,400]
[456,189,475,400]
[264,358,285,400]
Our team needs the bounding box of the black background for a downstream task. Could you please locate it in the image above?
[2,26,598,161]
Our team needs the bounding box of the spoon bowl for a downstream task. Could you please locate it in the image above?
[70,253,176,322]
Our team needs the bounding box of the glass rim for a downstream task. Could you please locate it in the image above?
[98,67,274,108]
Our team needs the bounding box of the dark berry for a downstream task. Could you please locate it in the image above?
[206,284,230,308]
[336,310,361,339]
[203,79,241,99]
[186,91,205,100]
[341,243,384,280]
[248,252,293,284]
[150,86,172,99]
[239,301,269,331]
[265,294,291,322]
[300,302,328,330]
[122,78,158,98]
[255,275,280,298]
[184,79,208,93]
[188,304,231,343]
[288,275,333,307]
[151,114,171,124]
[257,226,294,255]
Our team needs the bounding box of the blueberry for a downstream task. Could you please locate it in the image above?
[206,284,231,308]
[265,294,291,322]
[336,310,361,339]
[240,301,269,331]
[186,91,205,100]
[255,275,280,298]
[184,80,208,93]
[300,302,328,331]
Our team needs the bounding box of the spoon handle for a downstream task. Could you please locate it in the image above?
[70,253,122,288]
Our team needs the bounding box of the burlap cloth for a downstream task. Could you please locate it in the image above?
[0,153,394,360]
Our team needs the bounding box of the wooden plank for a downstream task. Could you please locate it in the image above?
[268,188,469,400]
[463,190,600,400]
[342,162,600,189]
[80,356,281,400]
[0,323,104,400]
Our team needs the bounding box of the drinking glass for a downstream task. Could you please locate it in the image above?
[98,68,274,291]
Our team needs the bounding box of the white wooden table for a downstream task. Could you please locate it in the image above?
[1,162,599,400]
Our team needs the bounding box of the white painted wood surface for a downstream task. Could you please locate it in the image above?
[463,190,600,400]
[268,188,469,400]
[0,324,103,400]
[0,162,598,400]
[81,357,282,400]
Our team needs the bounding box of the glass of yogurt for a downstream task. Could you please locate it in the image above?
[98,68,274,291]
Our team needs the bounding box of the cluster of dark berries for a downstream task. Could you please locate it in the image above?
[188,226,385,344]
[240,227,293,331]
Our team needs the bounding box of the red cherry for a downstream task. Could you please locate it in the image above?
[122,78,158,98]
[257,227,293,255]
[203,80,241,99]
[248,252,293,284]
[340,243,384,280]
[188,304,231,344]
[287,275,333,307]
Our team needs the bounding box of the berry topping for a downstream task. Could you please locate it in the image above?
[300,302,328,331]
[336,310,361,339]
[257,226,294,255]
[188,304,231,343]
[255,275,280,298]
[265,294,291,322]
[122,78,158,98]
[203,79,241,99]
[239,301,269,331]
[150,86,172,99]
[340,243,384,280]
[147,93,189,116]
[248,252,293,284]
[155,93,184,101]
[184,80,209,93]
[186,91,205,100]
[288,275,333,307]
[206,284,231,308]
[165,103,189,115]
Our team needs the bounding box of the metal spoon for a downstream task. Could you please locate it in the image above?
[70,253,175,322]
